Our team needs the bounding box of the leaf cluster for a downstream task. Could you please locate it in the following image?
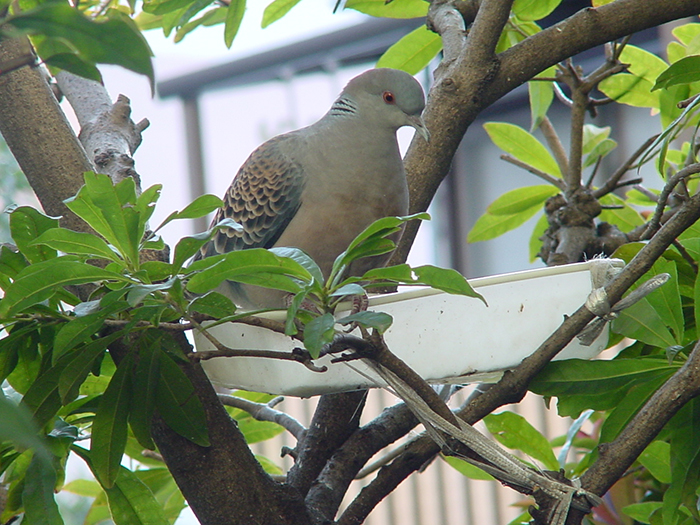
[0,168,485,523]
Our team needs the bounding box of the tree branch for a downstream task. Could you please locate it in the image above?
[218,394,307,441]
[287,391,367,498]
[592,134,660,199]
[56,71,149,186]
[0,37,93,233]
[501,154,566,189]
[540,116,570,178]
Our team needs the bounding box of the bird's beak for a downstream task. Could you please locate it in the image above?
[408,115,430,142]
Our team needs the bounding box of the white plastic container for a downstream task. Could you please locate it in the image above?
[194,260,622,396]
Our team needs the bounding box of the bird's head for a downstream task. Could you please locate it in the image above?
[340,68,430,142]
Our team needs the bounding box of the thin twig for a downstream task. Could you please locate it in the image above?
[672,239,699,274]
[218,394,307,440]
[500,154,566,189]
[593,134,660,199]
[190,347,326,373]
[641,163,700,240]
[540,117,569,177]
[630,184,659,203]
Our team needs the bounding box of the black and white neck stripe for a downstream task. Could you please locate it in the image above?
[328,96,358,117]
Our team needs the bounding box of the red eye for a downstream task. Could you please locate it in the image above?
[383,91,395,104]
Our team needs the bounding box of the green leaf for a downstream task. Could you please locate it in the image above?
[22,454,64,525]
[413,265,485,302]
[376,25,442,75]
[156,194,223,232]
[329,283,366,297]
[129,334,160,450]
[186,248,311,294]
[0,395,50,459]
[345,0,428,18]
[0,258,127,318]
[58,332,124,405]
[654,55,700,90]
[72,447,170,525]
[261,0,301,28]
[125,278,177,307]
[599,373,671,444]
[487,185,559,215]
[270,246,324,286]
[187,291,237,318]
[133,468,186,522]
[142,0,192,16]
[54,306,123,362]
[442,455,495,480]
[361,263,414,283]
[484,412,559,471]
[621,501,662,524]
[582,124,611,154]
[62,479,102,498]
[468,187,552,243]
[9,206,59,264]
[528,213,549,262]
[21,361,66,428]
[620,45,669,85]
[599,73,659,109]
[255,455,283,476]
[0,245,29,288]
[337,311,393,333]
[32,229,121,263]
[528,66,556,130]
[156,349,209,446]
[529,358,678,418]
[235,418,284,445]
[643,259,683,344]
[598,193,644,232]
[639,441,672,484]
[64,172,141,265]
[673,23,700,48]
[174,7,227,42]
[331,214,428,280]
[224,0,246,47]
[612,299,677,349]
[303,313,336,359]
[663,400,700,525]
[42,52,102,83]
[512,0,561,21]
[90,353,134,488]
[7,5,154,87]
[484,122,561,177]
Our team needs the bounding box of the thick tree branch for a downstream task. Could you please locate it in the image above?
[56,71,149,186]
[218,394,307,441]
[306,402,418,523]
[287,391,367,498]
[0,37,93,232]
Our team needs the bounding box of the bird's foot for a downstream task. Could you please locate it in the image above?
[344,292,369,332]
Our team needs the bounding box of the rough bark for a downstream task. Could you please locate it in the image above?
[0,37,93,231]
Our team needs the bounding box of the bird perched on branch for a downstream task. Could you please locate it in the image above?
[199,68,429,309]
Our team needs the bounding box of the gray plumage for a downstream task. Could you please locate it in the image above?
[200,68,429,308]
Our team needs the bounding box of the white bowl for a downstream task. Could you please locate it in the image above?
[195,260,622,396]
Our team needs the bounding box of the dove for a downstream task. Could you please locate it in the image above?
[199,68,429,309]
